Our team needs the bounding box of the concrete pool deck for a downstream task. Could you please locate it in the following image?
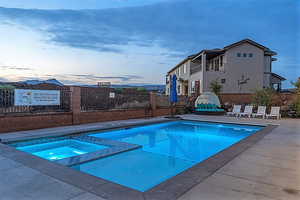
[0,115,299,200]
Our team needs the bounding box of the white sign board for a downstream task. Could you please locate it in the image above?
[14,89,60,106]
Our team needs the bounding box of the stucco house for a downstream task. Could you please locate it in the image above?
[165,39,285,96]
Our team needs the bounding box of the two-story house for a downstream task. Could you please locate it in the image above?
[166,39,285,96]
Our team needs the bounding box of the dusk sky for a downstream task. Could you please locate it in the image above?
[0,0,299,87]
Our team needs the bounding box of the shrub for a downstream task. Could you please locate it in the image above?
[252,88,276,107]
[210,80,222,96]
[291,78,300,117]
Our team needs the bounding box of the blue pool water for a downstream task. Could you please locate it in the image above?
[17,139,107,161]
[72,121,262,191]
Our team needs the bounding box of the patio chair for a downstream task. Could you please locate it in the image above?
[252,106,266,119]
[266,106,281,120]
[238,105,253,118]
[227,105,241,117]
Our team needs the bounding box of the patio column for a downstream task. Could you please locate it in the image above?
[70,86,81,125]
[201,53,206,93]
[150,92,157,116]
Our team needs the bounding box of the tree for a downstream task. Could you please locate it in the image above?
[291,78,300,93]
[0,84,15,89]
[209,80,222,96]
[291,78,300,117]
[252,88,276,107]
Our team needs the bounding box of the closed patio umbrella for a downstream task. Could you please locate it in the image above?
[170,75,178,117]
[170,75,178,103]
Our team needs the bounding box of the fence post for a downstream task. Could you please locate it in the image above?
[150,92,157,117]
[70,86,81,124]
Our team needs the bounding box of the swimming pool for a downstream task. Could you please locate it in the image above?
[71,120,262,191]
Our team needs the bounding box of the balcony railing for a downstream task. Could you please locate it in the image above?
[190,65,202,75]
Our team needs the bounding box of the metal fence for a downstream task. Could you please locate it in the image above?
[0,85,71,115]
[156,94,189,108]
[81,87,150,111]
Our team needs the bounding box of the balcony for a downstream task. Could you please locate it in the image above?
[190,64,202,75]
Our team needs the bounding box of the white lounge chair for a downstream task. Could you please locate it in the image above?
[266,106,281,120]
[252,106,266,119]
[239,105,253,118]
[227,105,241,117]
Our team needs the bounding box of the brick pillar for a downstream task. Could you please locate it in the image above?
[150,92,157,117]
[70,86,81,124]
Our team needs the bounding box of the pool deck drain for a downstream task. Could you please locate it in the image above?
[1,115,299,200]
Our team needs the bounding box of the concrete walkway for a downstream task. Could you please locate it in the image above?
[0,115,299,200]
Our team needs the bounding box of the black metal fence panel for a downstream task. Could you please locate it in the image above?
[0,84,71,114]
[80,87,150,111]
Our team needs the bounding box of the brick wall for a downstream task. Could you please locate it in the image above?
[220,93,254,105]
[0,108,172,133]
[0,112,73,133]
[220,93,297,107]
[78,109,150,124]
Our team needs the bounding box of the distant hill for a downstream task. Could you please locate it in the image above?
[20,79,64,86]
[81,84,166,92]
[9,79,165,92]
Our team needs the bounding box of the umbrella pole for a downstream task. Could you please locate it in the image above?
[171,102,175,117]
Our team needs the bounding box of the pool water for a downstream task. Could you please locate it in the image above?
[72,121,262,191]
[17,139,107,161]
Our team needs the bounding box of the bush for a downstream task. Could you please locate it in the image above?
[252,88,276,107]
[210,80,222,96]
[291,79,300,117]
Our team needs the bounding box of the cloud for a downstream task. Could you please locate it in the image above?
[0,0,298,56]
[0,77,9,82]
[68,74,143,82]
[32,73,143,85]
[0,65,34,71]
[0,0,298,87]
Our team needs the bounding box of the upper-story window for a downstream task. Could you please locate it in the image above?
[215,59,219,71]
[243,53,247,57]
[177,68,180,76]
[237,53,241,57]
[249,53,253,57]
[220,56,223,66]
[206,62,210,71]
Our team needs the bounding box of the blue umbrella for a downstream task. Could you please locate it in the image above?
[170,75,178,103]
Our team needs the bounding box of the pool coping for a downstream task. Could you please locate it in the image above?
[0,120,278,200]
[0,118,173,143]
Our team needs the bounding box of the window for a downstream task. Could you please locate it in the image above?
[177,67,181,76]
[221,78,226,84]
[243,53,247,57]
[206,63,210,71]
[237,53,241,57]
[220,56,223,66]
[249,53,253,57]
[215,59,219,71]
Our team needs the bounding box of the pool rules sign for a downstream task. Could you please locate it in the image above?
[14,89,61,106]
